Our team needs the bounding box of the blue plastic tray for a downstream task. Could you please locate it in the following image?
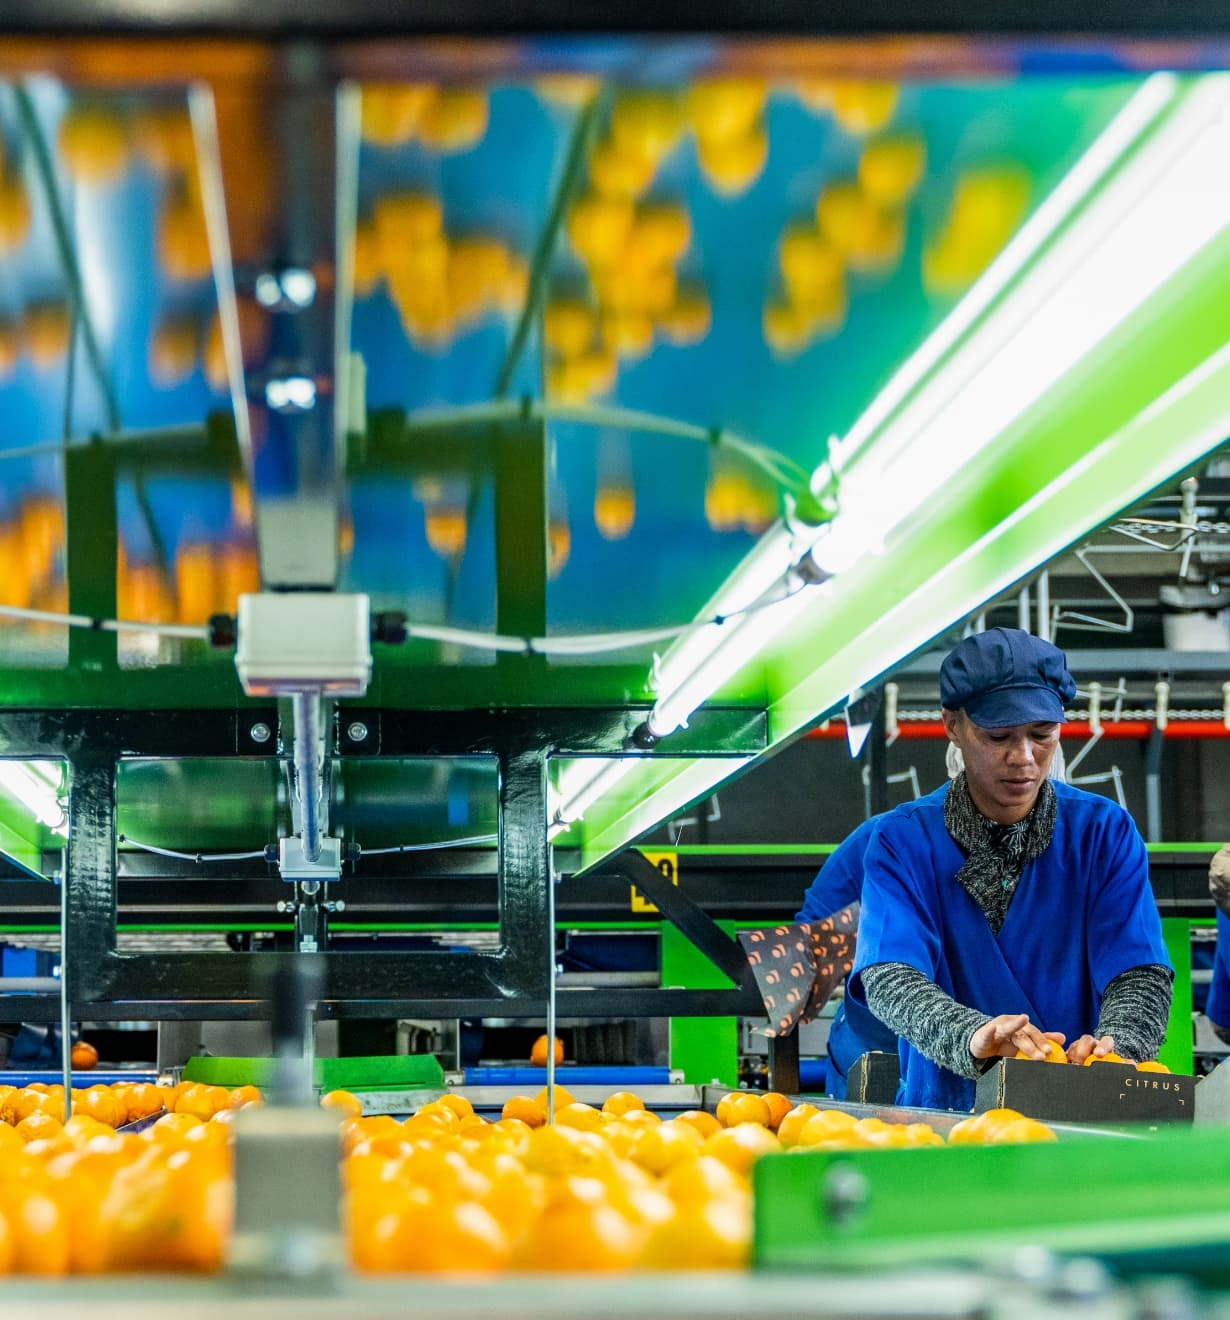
[463,1066,670,1086]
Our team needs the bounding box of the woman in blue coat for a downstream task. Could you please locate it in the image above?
[850,628,1172,1112]
[796,815,899,1098]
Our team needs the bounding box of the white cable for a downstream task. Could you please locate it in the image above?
[0,603,208,639]
[117,834,268,862]
[358,834,498,855]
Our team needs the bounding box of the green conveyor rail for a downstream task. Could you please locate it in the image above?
[181,1054,444,1091]
[754,1125,1230,1282]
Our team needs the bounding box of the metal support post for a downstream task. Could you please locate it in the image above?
[866,701,889,817]
[291,691,324,862]
[768,1030,801,1096]
[1036,570,1051,642]
[1145,724,1165,844]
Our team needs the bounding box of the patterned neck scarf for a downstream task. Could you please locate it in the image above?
[943,771,1057,935]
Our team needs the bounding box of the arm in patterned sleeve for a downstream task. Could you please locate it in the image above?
[860,962,992,1080]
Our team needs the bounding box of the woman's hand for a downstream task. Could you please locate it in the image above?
[970,1014,1065,1061]
[1066,1034,1117,1065]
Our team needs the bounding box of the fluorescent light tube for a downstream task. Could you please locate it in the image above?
[641,73,1230,748]
[0,762,67,834]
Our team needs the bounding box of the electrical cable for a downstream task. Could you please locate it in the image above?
[398,396,823,511]
[357,834,498,855]
[0,604,208,639]
[0,567,811,658]
[117,832,501,861]
[117,835,269,863]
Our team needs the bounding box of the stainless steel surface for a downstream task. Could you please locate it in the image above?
[0,976,60,991]
[357,1083,705,1115]
[59,871,71,1121]
[0,1265,1123,1320]
[293,690,325,864]
[229,1104,344,1278]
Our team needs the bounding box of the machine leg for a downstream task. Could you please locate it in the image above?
[768,1030,801,1095]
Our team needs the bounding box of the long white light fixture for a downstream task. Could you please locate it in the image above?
[632,72,1230,750]
[835,74,1230,531]
[0,762,67,835]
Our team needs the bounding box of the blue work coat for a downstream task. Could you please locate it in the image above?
[850,781,1170,1111]
[797,815,898,1098]
[1207,909,1230,1030]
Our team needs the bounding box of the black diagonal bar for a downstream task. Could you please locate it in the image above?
[609,850,749,986]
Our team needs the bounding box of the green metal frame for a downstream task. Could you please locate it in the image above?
[661,920,740,1088]
[754,1126,1230,1282]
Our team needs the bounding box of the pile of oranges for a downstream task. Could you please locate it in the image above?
[0,1079,1059,1277]
[0,1079,250,1276]
[1012,1040,1172,1071]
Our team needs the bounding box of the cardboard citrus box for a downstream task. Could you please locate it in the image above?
[975,1057,1193,1124]
[847,1050,901,1105]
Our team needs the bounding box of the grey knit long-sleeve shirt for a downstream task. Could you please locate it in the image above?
[860,961,1172,1080]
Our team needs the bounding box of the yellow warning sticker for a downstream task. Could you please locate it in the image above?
[631,850,678,913]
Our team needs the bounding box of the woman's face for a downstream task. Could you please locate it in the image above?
[943,708,1060,824]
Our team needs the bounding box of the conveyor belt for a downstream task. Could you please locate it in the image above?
[0,1069,158,1088]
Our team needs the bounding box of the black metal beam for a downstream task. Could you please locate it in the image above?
[0,0,1227,36]
[2,850,1213,925]
[0,705,764,760]
[5,986,765,1023]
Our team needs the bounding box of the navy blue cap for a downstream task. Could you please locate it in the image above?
[940,628,1076,728]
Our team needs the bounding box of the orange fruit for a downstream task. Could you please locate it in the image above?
[9,1090,59,1124]
[7,1186,69,1275]
[70,1040,99,1070]
[601,1091,646,1118]
[614,1107,660,1128]
[797,1109,860,1148]
[72,1088,124,1128]
[1085,1052,1128,1066]
[991,1117,1057,1144]
[43,1147,123,1272]
[661,1154,749,1204]
[702,1124,780,1176]
[513,1186,645,1273]
[62,1115,113,1146]
[629,1121,703,1175]
[1014,1038,1067,1064]
[948,1108,1026,1145]
[123,1083,166,1121]
[533,1084,577,1112]
[227,1085,263,1109]
[102,1150,232,1272]
[1137,1060,1171,1074]
[530,1035,565,1068]
[760,1092,793,1131]
[671,1109,721,1141]
[716,1092,772,1129]
[321,1089,364,1119]
[639,1194,751,1269]
[147,1111,205,1145]
[554,1102,604,1132]
[14,1113,64,1145]
[775,1103,820,1148]
[435,1093,475,1121]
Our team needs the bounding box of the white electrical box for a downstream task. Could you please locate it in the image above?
[279,835,342,882]
[235,593,372,697]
